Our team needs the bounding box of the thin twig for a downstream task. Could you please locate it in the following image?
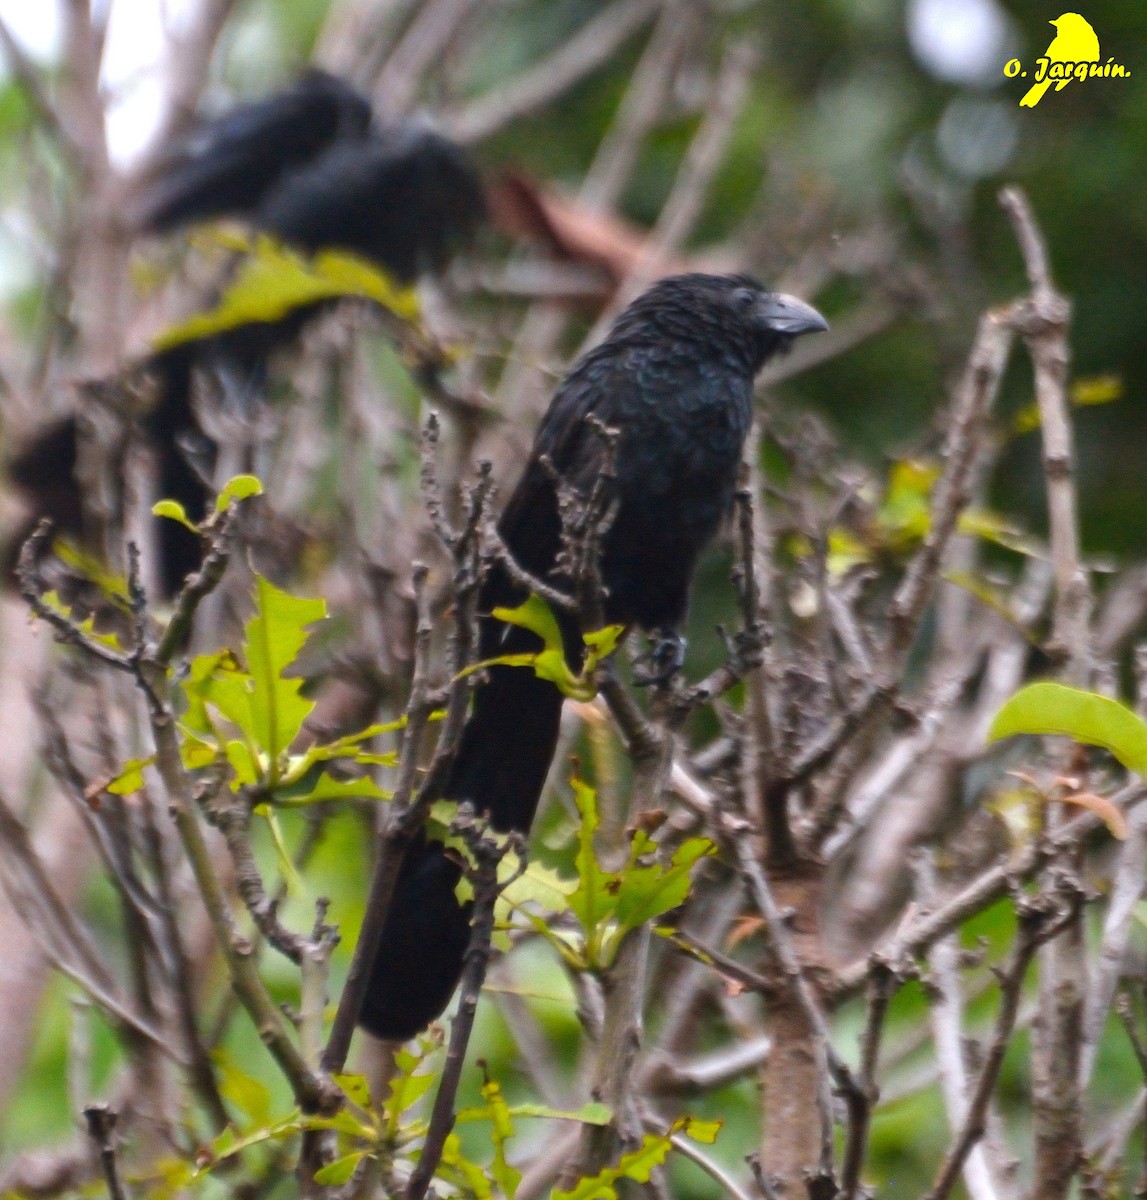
[923,888,1080,1200]
[82,1104,128,1200]
[839,960,896,1200]
[999,186,1090,679]
[154,505,239,666]
[404,819,521,1200]
[325,467,491,1076]
[830,785,1145,999]
[446,0,659,143]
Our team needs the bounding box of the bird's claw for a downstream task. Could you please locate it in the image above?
[632,631,686,686]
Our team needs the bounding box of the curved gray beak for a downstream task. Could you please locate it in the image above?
[759,293,829,337]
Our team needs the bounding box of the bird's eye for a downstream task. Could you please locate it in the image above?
[734,288,756,308]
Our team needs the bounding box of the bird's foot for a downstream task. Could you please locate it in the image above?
[632,630,686,686]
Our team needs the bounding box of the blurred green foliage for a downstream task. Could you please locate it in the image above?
[3,0,1145,1194]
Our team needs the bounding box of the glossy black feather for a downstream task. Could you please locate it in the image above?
[258,127,487,284]
[358,274,828,1040]
[136,70,372,233]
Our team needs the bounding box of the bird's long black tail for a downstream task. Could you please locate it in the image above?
[356,583,569,1040]
[148,348,214,595]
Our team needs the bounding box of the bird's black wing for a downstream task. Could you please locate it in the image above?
[136,70,372,233]
[256,126,486,283]
[494,343,637,580]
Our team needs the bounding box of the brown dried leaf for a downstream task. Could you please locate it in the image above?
[725,914,765,948]
[487,171,673,282]
[1060,791,1128,840]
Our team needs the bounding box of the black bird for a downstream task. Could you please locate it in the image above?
[135,69,374,234]
[357,273,828,1040]
[9,74,485,595]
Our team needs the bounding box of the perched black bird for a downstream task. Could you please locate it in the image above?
[135,70,374,234]
[257,125,486,283]
[357,273,828,1041]
[9,74,485,595]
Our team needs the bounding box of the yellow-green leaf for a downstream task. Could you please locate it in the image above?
[1014,374,1124,433]
[989,682,1147,777]
[674,1115,722,1144]
[216,473,264,513]
[334,1073,372,1110]
[1071,373,1123,406]
[152,499,200,533]
[440,1132,494,1199]
[106,755,155,795]
[53,540,130,602]
[459,595,622,702]
[214,1050,273,1128]
[313,1152,368,1186]
[275,771,392,807]
[42,591,125,651]
[253,803,304,893]
[242,577,326,767]
[152,236,418,351]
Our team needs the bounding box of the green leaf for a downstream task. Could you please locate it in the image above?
[303,1109,376,1139]
[567,777,613,935]
[106,755,155,796]
[152,498,200,533]
[675,1115,722,1144]
[459,594,622,702]
[582,624,624,658]
[440,1132,494,1199]
[877,458,939,548]
[507,1101,612,1125]
[988,682,1147,777]
[551,1117,721,1200]
[499,859,575,917]
[551,1134,673,1200]
[181,738,218,771]
[481,1071,521,1199]
[286,719,406,777]
[152,235,419,351]
[956,509,1042,557]
[53,540,130,602]
[42,590,125,650]
[612,836,716,934]
[385,1047,438,1132]
[253,803,304,894]
[334,1073,372,1111]
[563,778,713,967]
[242,576,326,769]
[314,1152,368,1186]
[193,1109,306,1178]
[224,739,261,788]
[1013,373,1124,434]
[214,1051,273,1129]
[215,473,264,513]
[275,770,392,808]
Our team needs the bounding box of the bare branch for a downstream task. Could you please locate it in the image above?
[446,0,659,143]
[404,819,522,1200]
[923,887,1081,1200]
[82,1104,128,1200]
[999,186,1090,679]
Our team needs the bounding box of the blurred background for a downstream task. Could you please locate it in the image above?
[0,1,1143,1195]
[0,0,1140,546]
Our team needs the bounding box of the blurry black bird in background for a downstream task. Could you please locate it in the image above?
[136,70,374,234]
[8,70,486,594]
[357,273,829,1041]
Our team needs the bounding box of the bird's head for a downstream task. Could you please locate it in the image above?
[729,278,830,370]
[615,273,828,375]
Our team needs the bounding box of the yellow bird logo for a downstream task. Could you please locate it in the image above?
[1020,12,1101,107]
